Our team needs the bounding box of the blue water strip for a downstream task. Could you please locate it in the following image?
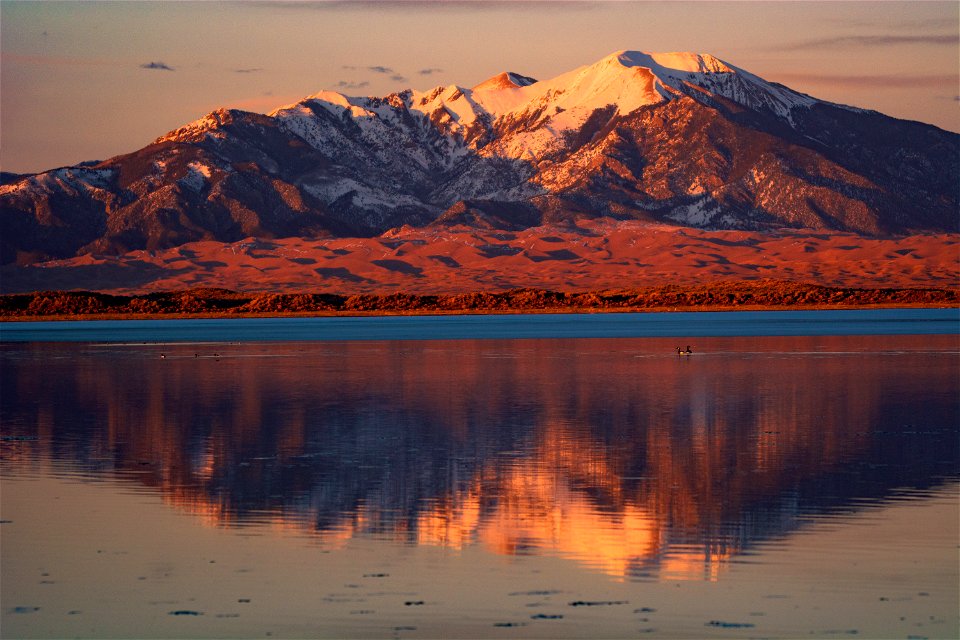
[1,308,957,343]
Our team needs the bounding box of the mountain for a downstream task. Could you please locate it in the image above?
[2,50,957,265]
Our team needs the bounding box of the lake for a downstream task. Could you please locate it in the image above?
[1,311,958,638]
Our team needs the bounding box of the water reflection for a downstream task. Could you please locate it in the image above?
[2,335,957,581]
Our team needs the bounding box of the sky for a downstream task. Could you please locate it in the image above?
[1,0,957,174]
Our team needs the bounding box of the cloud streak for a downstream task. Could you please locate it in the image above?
[252,1,600,12]
[140,61,175,71]
[832,16,958,32]
[234,67,263,74]
[344,64,397,74]
[776,72,956,89]
[419,67,444,76]
[780,33,958,51]
[336,80,370,90]
[339,64,408,84]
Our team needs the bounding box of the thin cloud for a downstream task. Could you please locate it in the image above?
[343,64,396,74]
[336,80,370,90]
[832,16,958,31]
[140,61,175,71]
[419,67,444,76]
[252,1,600,12]
[390,74,408,83]
[234,67,263,74]
[776,72,956,89]
[907,17,959,30]
[780,34,957,51]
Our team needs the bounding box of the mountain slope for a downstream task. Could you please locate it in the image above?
[2,50,957,265]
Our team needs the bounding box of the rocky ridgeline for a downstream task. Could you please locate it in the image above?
[1,282,955,317]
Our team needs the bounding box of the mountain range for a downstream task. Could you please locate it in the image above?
[2,50,957,267]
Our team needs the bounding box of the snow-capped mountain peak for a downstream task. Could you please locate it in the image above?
[410,50,740,133]
[609,50,818,122]
[472,71,537,92]
[427,50,750,136]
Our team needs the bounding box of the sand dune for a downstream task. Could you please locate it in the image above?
[1,220,957,295]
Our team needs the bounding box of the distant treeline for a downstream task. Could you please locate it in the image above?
[1,282,956,318]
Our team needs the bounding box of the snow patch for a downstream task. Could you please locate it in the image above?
[180,162,213,192]
[666,197,722,226]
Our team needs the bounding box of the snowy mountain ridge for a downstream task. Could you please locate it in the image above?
[164,50,824,156]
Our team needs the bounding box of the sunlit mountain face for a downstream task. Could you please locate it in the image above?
[2,335,957,581]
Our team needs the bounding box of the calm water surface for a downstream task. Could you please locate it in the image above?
[1,313,958,638]
[1,307,957,342]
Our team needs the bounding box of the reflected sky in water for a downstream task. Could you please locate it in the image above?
[3,334,957,584]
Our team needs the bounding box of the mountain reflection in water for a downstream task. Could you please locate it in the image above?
[2,335,957,581]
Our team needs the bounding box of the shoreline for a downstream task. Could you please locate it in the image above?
[1,282,956,322]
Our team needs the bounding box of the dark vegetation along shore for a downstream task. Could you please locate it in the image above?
[1,281,956,320]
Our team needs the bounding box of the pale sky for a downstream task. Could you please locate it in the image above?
[2,1,957,174]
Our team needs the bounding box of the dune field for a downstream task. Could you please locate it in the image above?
[2,221,957,296]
